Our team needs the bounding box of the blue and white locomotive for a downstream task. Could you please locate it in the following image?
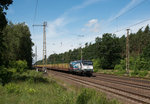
[69,60,93,76]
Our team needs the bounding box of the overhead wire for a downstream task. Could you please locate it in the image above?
[33,0,39,63]
[113,18,150,34]
[33,0,38,25]
[112,0,147,22]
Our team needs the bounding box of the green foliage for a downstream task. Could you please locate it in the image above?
[0,0,13,66]
[138,70,148,77]
[142,43,150,60]
[0,66,12,85]
[9,60,27,73]
[0,70,120,104]
[15,60,27,73]
[0,60,29,85]
[5,83,21,94]
[76,89,92,104]
[131,70,148,77]
[114,65,123,70]
[131,57,150,71]
[115,56,150,71]
[114,59,125,70]
[98,33,122,69]
[114,70,126,75]
[92,58,101,72]
[76,88,120,104]
[12,70,49,84]
[1,22,33,68]
[27,88,37,94]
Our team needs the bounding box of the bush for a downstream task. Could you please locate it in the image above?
[115,56,150,73]
[0,66,13,85]
[114,59,125,70]
[131,69,148,77]
[92,58,101,72]
[9,60,27,73]
[130,57,150,71]
[27,88,37,94]
[131,69,139,76]
[138,70,148,77]
[5,83,21,94]
[76,89,93,104]
[114,65,123,70]
[76,88,119,104]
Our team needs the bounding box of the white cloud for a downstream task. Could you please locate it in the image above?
[63,0,101,16]
[82,19,101,33]
[71,0,101,11]
[47,17,67,38]
[86,19,98,27]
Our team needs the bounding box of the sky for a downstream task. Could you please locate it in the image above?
[6,0,150,62]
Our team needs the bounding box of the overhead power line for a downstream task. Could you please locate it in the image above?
[113,18,150,34]
[112,0,147,21]
[33,0,38,24]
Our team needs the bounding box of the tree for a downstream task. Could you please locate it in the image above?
[2,22,33,68]
[98,33,122,69]
[0,0,13,66]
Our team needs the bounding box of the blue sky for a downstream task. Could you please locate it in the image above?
[6,0,150,61]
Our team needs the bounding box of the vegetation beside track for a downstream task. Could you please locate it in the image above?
[96,69,150,78]
[0,70,120,104]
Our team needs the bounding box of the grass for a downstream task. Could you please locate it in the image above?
[0,70,120,104]
[97,69,150,78]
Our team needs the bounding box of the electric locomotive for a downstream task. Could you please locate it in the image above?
[69,60,93,75]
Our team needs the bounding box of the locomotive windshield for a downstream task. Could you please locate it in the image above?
[82,61,93,65]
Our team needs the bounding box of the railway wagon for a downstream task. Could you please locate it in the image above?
[36,63,70,71]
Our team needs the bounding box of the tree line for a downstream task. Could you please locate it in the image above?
[37,25,150,70]
[0,0,33,68]
[0,0,33,85]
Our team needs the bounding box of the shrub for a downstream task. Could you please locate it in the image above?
[92,58,101,72]
[114,59,125,70]
[5,83,21,94]
[9,60,27,73]
[15,60,27,73]
[114,65,123,70]
[138,70,148,77]
[131,69,139,76]
[27,88,37,94]
[76,89,93,104]
[0,66,13,85]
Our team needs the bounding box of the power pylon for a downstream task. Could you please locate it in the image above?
[126,29,130,74]
[33,22,47,72]
[35,45,38,71]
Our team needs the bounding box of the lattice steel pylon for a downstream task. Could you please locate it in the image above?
[33,22,47,72]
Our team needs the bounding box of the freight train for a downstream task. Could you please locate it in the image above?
[35,60,94,76]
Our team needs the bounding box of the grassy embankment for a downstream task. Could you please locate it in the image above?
[96,69,150,78]
[0,70,120,104]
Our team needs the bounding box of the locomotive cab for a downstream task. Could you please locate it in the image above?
[69,60,93,76]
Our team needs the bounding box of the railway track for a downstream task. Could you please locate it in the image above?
[92,73,150,90]
[47,69,150,104]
